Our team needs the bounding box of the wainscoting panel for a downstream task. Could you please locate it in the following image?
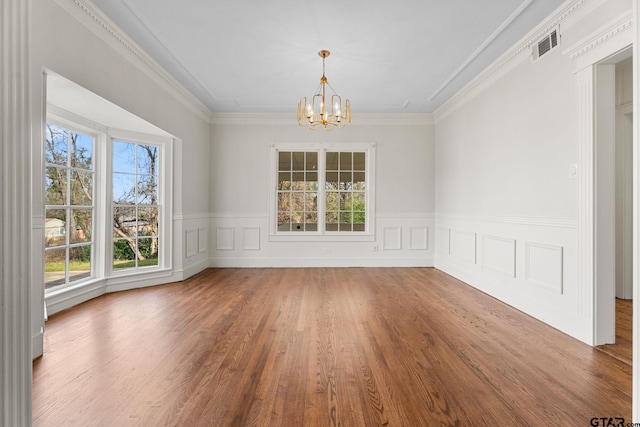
[210,213,434,267]
[434,214,580,342]
[410,226,428,250]
[436,227,451,254]
[242,227,261,250]
[185,229,197,258]
[450,230,477,264]
[481,235,516,277]
[216,226,235,251]
[198,227,208,253]
[383,227,402,250]
[525,242,564,294]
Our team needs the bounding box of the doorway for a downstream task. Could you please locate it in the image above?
[594,50,633,361]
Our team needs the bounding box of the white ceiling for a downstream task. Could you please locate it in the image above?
[89,0,565,114]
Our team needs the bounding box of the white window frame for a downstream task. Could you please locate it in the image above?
[107,128,173,276]
[43,111,173,300]
[269,142,376,242]
[44,112,106,296]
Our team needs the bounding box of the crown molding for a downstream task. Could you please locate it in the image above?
[433,0,601,123]
[210,112,434,126]
[563,12,633,70]
[52,0,212,122]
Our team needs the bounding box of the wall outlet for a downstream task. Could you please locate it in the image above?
[372,244,378,252]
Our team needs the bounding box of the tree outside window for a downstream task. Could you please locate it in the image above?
[112,140,160,270]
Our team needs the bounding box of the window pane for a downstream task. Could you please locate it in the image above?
[326,211,338,224]
[305,193,317,211]
[138,238,159,266]
[277,212,291,231]
[354,172,365,187]
[339,222,353,232]
[326,152,338,170]
[278,151,291,171]
[137,174,158,205]
[326,172,338,189]
[113,173,136,204]
[70,132,93,170]
[113,239,136,269]
[339,152,352,170]
[278,172,291,190]
[113,206,137,238]
[112,141,136,173]
[326,192,339,211]
[277,193,290,212]
[291,172,305,190]
[137,145,158,175]
[306,152,317,170]
[326,222,339,231]
[292,152,305,171]
[45,167,67,205]
[342,193,353,210]
[138,207,159,237]
[70,170,93,206]
[45,209,66,248]
[291,193,304,212]
[340,172,353,188]
[45,248,67,289]
[69,245,91,282]
[70,209,92,243]
[353,152,365,171]
[45,124,67,166]
[340,212,353,224]
[306,171,317,185]
[291,213,304,232]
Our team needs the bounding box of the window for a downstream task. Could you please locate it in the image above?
[44,123,95,290]
[112,140,160,270]
[43,114,172,296]
[272,143,374,239]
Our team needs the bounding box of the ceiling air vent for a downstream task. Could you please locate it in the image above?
[532,27,559,62]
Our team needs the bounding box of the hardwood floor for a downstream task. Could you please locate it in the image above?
[33,268,631,426]
[597,298,632,365]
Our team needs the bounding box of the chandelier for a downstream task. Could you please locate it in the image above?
[297,50,351,130]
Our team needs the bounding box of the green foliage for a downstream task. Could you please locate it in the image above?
[113,239,135,260]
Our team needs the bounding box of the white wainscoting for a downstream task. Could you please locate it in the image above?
[434,215,584,343]
[436,227,451,254]
[185,229,197,258]
[482,235,516,278]
[209,213,435,267]
[525,241,564,294]
[450,230,477,264]
[383,227,402,250]
[410,226,429,250]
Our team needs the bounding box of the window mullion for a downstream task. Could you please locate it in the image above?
[318,149,326,234]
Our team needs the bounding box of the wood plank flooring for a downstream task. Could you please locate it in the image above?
[597,298,633,365]
[33,268,631,426]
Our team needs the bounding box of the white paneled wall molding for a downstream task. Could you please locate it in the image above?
[209,213,434,268]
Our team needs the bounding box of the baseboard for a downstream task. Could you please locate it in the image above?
[209,256,434,268]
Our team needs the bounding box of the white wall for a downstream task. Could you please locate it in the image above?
[209,115,435,267]
[30,0,212,330]
[434,0,633,344]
